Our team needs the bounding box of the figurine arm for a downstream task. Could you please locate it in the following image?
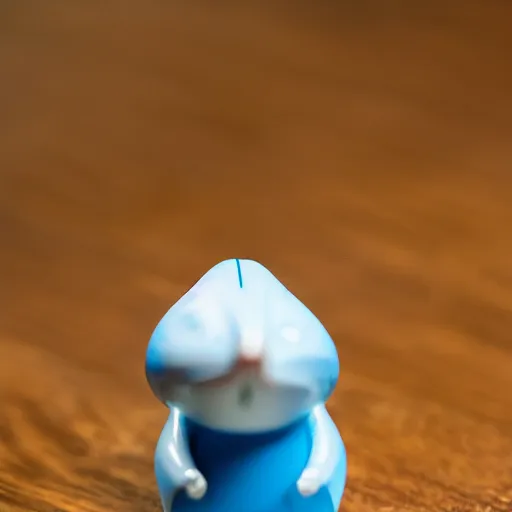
[155,407,207,512]
[297,404,346,497]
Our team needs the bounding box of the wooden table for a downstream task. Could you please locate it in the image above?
[1,1,511,510]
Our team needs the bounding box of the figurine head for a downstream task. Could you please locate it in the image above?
[145,259,339,434]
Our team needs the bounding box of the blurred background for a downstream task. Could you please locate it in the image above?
[1,1,512,511]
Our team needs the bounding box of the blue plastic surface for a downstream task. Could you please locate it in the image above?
[146,259,347,512]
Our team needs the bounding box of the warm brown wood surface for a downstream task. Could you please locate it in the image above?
[1,1,512,511]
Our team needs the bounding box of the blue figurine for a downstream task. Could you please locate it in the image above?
[145,259,347,512]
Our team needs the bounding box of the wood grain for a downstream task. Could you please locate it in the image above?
[1,1,512,511]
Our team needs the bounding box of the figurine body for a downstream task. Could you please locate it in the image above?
[146,259,346,512]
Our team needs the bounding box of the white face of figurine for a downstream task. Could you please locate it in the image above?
[145,259,339,434]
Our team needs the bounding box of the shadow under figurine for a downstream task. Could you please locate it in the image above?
[145,259,347,512]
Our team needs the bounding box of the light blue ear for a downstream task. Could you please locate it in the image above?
[146,305,237,383]
[261,283,339,403]
[145,261,245,402]
[230,258,340,402]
